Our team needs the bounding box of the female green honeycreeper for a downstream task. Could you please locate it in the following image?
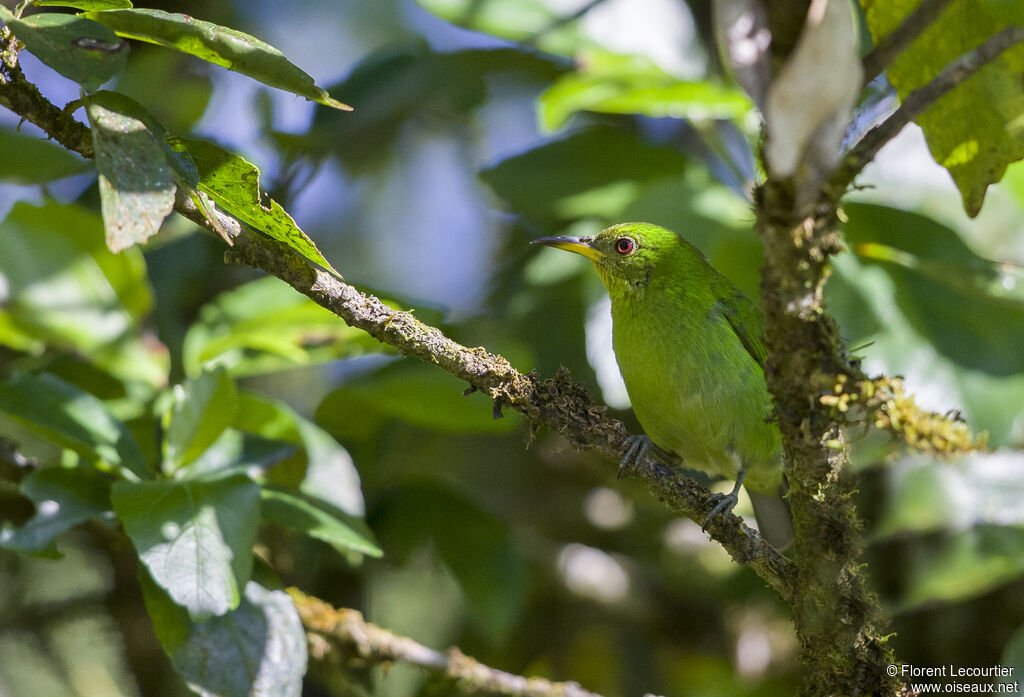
[532,223,793,549]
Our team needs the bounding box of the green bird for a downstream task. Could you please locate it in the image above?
[532,222,793,548]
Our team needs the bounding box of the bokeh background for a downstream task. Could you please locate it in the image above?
[2,1,1024,696]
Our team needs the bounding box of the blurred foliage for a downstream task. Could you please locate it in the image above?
[0,1,1023,697]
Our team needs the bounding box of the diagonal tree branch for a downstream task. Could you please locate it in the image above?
[860,0,955,87]
[289,589,608,697]
[831,24,1024,196]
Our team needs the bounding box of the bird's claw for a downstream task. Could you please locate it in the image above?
[618,435,651,479]
[701,492,739,531]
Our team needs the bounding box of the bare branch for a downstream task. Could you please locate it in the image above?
[831,25,1024,195]
[860,0,955,87]
[290,589,605,697]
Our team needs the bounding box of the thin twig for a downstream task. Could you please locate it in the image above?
[290,589,604,697]
[831,24,1024,196]
[860,0,955,87]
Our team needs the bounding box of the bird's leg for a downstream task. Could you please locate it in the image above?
[702,469,746,531]
[617,435,652,479]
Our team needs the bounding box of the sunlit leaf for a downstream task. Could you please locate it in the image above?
[0,6,127,91]
[539,50,750,132]
[260,486,381,558]
[861,0,1024,215]
[35,0,132,8]
[84,8,349,110]
[168,138,338,275]
[140,574,306,697]
[112,474,260,618]
[182,276,384,377]
[162,365,238,472]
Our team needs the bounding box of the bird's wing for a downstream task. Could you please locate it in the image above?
[712,277,768,368]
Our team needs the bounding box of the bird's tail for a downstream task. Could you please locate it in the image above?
[748,490,794,550]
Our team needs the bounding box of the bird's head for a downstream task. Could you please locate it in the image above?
[531,222,686,297]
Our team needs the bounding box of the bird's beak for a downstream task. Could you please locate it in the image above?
[530,236,604,262]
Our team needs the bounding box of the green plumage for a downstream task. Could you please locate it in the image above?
[532,222,791,547]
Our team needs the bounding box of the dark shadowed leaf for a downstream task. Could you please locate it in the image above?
[0,373,148,478]
[86,96,176,252]
[372,484,525,641]
[0,128,92,184]
[83,8,348,110]
[317,359,519,438]
[0,466,112,555]
[480,126,689,221]
[112,474,260,618]
[140,573,306,697]
[0,7,127,91]
[182,276,385,377]
[162,365,238,472]
[168,138,338,275]
[260,486,381,558]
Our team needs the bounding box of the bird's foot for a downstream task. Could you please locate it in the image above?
[701,491,740,531]
[701,469,746,531]
[618,435,652,479]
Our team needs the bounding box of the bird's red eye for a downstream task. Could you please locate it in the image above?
[615,237,635,255]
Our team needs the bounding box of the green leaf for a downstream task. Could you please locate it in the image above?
[0,467,112,555]
[538,50,751,132]
[236,392,366,517]
[841,202,1024,375]
[85,95,176,252]
[479,126,689,221]
[0,373,148,478]
[35,0,132,8]
[413,0,585,54]
[317,359,519,437]
[0,128,92,184]
[174,429,296,482]
[167,137,339,275]
[182,276,385,377]
[260,487,381,558]
[111,44,212,135]
[112,474,260,619]
[0,7,127,91]
[141,575,306,697]
[861,0,1024,216]
[162,365,238,472]
[83,8,349,110]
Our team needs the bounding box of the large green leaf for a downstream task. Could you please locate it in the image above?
[0,467,112,555]
[83,8,349,110]
[0,373,148,478]
[413,0,585,54]
[0,128,92,184]
[260,487,381,558]
[539,50,751,132]
[236,392,366,516]
[35,1,133,8]
[316,359,519,438]
[168,138,338,275]
[174,429,296,482]
[479,126,690,221]
[112,474,260,618]
[140,574,306,697]
[841,202,1024,375]
[182,276,385,377]
[162,365,238,472]
[86,95,176,252]
[0,6,127,91]
[861,0,1024,216]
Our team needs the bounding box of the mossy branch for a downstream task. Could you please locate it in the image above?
[289,589,608,697]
